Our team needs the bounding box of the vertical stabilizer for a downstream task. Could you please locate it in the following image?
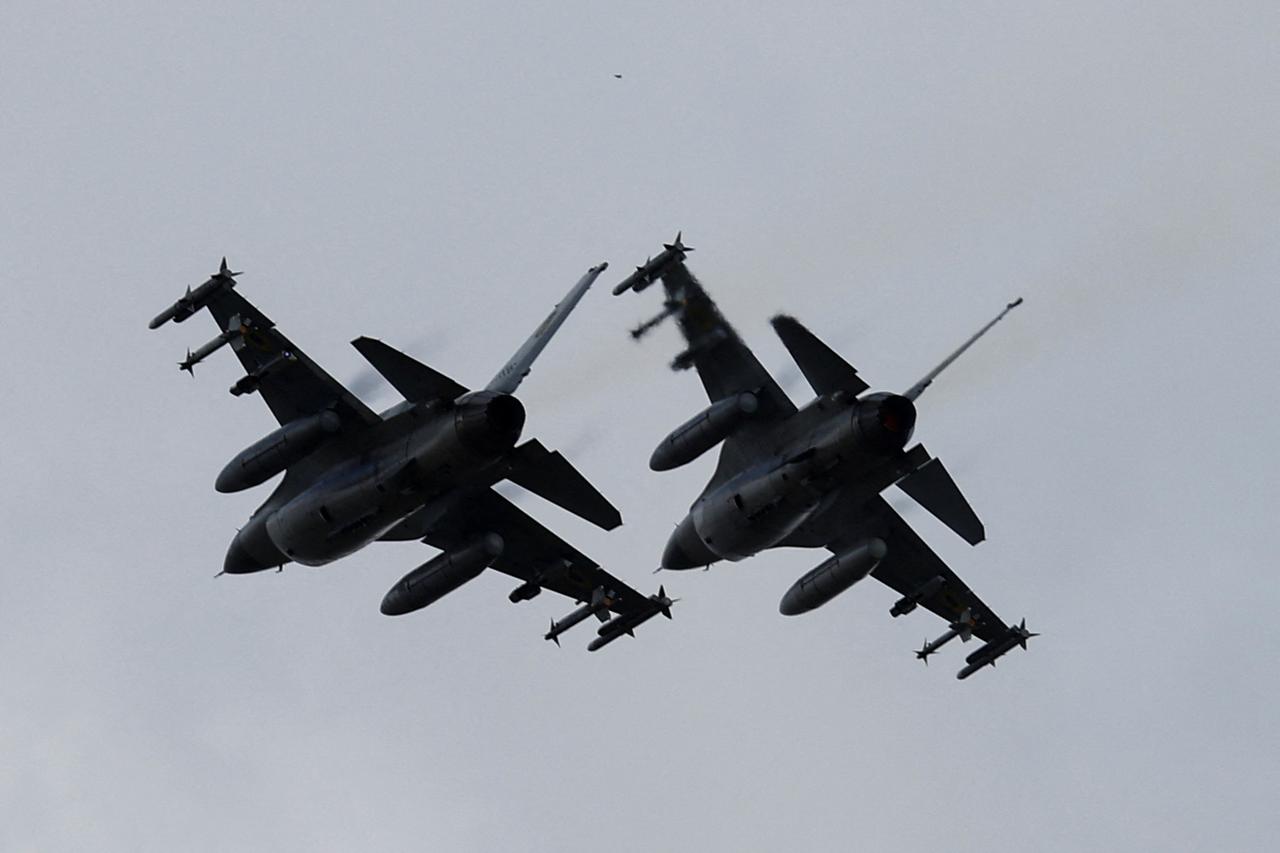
[486,263,608,394]
[904,298,1022,402]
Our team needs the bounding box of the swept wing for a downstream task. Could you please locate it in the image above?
[615,239,796,484]
[203,288,379,429]
[410,487,655,617]
[825,494,1010,643]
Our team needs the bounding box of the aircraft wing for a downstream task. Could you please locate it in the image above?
[618,244,797,484]
[828,496,1010,643]
[203,289,380,429]
[412,487,655,617]
[651,259,796,419]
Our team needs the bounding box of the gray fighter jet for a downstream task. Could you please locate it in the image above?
[615,236,1034,678]
[150,259,673,650]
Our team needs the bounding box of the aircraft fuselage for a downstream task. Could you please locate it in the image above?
[661,392,919,569]
[223,391,525,573]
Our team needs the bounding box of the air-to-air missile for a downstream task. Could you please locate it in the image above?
[610,233,693,295]
[628,301,679,340]
[914,608,976,664]
[612,258,653,296]
[586,586,676,651]
[149,257,241,329]
[890,575,946,618]
[956,619,1037,679]
[544,586,616,646]
[379,534,505,616]
[179,314,249,374]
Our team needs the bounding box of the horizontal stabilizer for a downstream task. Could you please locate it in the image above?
[895,456,984,545]
[506,439,622,531]
[351,337,469,403]
[770,315,870,396]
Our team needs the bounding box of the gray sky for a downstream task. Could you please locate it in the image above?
[3,2,1278,851]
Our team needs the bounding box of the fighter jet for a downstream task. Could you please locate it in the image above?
[614,236,1034,678]
[150,258,673,650]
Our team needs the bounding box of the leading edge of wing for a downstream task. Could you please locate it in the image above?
[203,287,379,428]
[613,239,796,418]
[863,497,1010,643]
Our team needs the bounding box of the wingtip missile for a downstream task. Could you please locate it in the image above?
[956,619,1037,679]
[586,586,676,651]
[218,257,242,280]
[663,231,693,257]
[655,584,676,619]
[612,258,653,296]
[613,233,695,297]
[150,257,242,329]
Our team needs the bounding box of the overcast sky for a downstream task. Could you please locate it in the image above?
[3,2,1278,851]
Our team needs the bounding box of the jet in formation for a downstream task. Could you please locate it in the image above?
[613,235,1034,678]
[150,259,673,651]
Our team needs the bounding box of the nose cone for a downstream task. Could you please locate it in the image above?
[224,537,271,574]
[380,584,408,616]
[662,515,718,570]
[223,519,285,574]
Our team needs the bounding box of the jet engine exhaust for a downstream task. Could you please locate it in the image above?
[453,391,526,455]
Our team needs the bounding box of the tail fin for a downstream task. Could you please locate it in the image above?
[486,263,608,394]
[903,298,1022,402]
